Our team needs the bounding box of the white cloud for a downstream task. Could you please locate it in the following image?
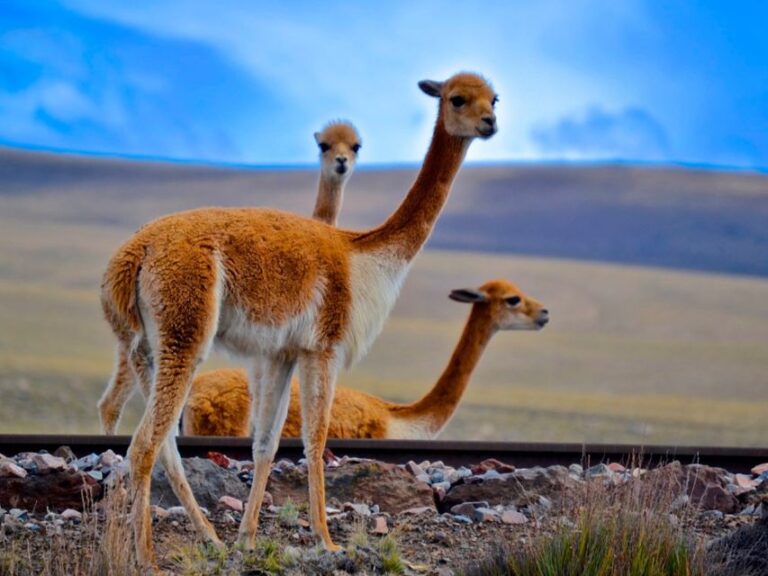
[61,0,655,163]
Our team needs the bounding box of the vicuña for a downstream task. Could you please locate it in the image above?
[183,279,549,438]
[100,72,497,566]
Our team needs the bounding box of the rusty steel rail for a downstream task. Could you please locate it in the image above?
[0,434,766,473]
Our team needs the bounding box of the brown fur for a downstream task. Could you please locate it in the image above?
[182,279,548,439]
[100,72,497,566]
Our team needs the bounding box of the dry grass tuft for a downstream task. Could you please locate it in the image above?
[0,479,139,576]
[462,463,708,576]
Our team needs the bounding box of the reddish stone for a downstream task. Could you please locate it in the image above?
[607,462,626,473]
[218,495,243,512]
[735,474,759,490]
[471,458,515,475]
[501,510,527,524]
[751,463,768,476]
[372,516,389,535]
[206,451,231,469]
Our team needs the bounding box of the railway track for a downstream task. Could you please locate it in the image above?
[1,434,765,473]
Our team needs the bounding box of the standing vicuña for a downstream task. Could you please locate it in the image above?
[182,279,549,438]
[100,72,497,566]
[97,120,362,435]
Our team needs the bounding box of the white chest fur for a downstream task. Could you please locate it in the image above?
[342,250,409,368]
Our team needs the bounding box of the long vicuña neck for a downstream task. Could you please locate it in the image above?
[395,306,495,434]
[312,175,345,226]
[353,113,470,260]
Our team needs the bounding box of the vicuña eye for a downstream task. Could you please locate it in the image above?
[492,95,499,107]
[351,143,361,154]
[319,143,331,153]
[505,296,521,307]
[450,95,466,107]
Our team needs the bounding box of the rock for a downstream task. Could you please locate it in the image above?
[371,516,389,535]
[568,464,583,476]
[151,505,169,520]
[99,450,121,468]
[53,446,76,463]
[151,457,248,510]
[343,502,371,516]
[206,452,231,469]
[443,466,574,511]
[0,462,27,479]
[218,495,243,512]
[74,454,99,471]
[401,506,434,515]
[647,462,738,514]
[443,468,462,485]
[167,506,188,518]
[607,462,626,473]
[60,508,82,522]
[450,502,488,517]
[475,507,499,522]
[735,474,759,490]
[501,510,528,524]
[452,514,472,524]
[751,463,768,476]
[87,470,103,482]
[472,458,515,475]
[701,510,724,520]
[585,463,612,479]
[405,461,425,477]
[31,453,68,474]
[0,470,101,511]
[430,470,445,483]
[267,460,436,514]
[415,473,431,484]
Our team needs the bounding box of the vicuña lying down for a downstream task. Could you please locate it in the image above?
[182,278,549,439]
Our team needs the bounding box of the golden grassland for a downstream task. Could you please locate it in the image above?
[0,207,766,445]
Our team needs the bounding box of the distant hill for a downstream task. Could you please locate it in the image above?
[2,147,767,276]
[1,147,767,445]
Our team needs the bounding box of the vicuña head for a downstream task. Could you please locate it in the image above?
[449,279,549,331]
[419,73,498,139]
[100,71,497,565]
[314,120,361,180]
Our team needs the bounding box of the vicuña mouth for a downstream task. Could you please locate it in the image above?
[335,166,347,174]
[477,126,497,138]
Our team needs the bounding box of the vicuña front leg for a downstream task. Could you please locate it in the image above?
[238,356,296,548]
[298,350,340,551]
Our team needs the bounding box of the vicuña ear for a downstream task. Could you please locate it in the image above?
[313,132,321,144]
[418,80,443,98]
[449,288,487,303]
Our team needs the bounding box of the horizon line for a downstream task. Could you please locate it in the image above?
[1,141,766,176]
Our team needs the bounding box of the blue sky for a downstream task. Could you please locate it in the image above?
[1,1,766,168]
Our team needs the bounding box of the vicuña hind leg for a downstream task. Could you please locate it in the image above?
[98,345,135,434]
[238,355,296,548]
[298,350,340,551]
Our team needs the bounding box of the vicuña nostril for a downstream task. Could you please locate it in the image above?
[482,116,496,127]
[541,309,549,316]
[336,157,347,164]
